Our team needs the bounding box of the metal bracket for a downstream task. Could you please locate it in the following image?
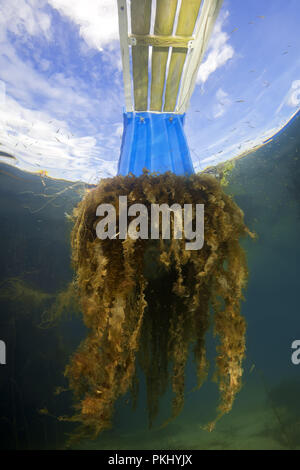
[128,36,137,46]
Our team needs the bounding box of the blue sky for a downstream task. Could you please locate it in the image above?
[0,0,299,182]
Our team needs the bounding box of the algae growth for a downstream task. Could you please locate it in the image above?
[64,172,254,440]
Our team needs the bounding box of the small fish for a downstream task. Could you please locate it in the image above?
[230,27,238,33]
[282,51,288,55]
[249,364,256,374]
[236,99,245,103]
[0,151,16,160]
[38,407,49,416]
[257,15,265,19]
[245,121,255,128]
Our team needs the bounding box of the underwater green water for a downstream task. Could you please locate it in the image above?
[0,110,300,450]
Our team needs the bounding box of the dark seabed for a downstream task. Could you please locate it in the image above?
[0,110,300,450]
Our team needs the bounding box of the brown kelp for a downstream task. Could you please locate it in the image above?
[66,171,254,440]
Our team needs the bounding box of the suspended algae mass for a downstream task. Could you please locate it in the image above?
[66,172,254,440]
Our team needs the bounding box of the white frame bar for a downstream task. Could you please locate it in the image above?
[117,0,134,112]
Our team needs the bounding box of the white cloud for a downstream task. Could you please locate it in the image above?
[0,0,123,182]
[0,57,122,180]
[286,80,300,107]
[197,11,234,85]
[0,40,93,118]
[0,94,119,182]
[115,124,124,138]
[0,18,121,181]
[39,59,51,72]
[47,0,119,51]
[213,88,231,118]
[276,79,300,114]
[0,0,51,40]
[0,81,6,107]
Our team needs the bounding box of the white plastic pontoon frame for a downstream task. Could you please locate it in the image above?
[118,0,134,112]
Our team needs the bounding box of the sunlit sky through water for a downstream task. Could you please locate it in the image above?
[0,0,300,182]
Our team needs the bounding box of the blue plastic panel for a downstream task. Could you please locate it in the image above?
[117,112,194,176]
